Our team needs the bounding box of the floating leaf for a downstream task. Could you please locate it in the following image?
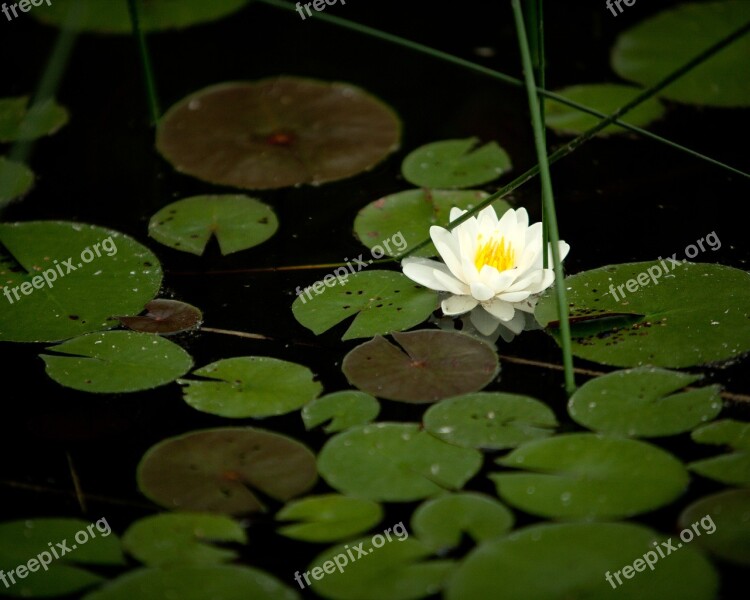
[292,270,437,341]
[137,427,317,515]
[41,331,192,393]
[116,299,203,334]
[178,356,322,418]
[33,0,251,33]
[535,262,750,368]
[0,96,68,142]
[318,423,482,502]
[148,195,278,256]
[689,419,750,486]
[445,522,718,600]
[679,489,750,566]
[0,156,34,204]
[302,391,380,433]
[568,367,722,437]
[401,138,511,189]
[353,189,511,258]
[307,535,453,600]
[411,493,513,552]
[0,518,124,598]
[122,513,246,567]
[612,0,750,107]
[156,78,401,190]
[490,433,689,520]
[82,565,300,600]
[276,494,383,543]
[342,330,499,403]
[0,221,162,343]
[423,392,557,449]
[544,84,665,135]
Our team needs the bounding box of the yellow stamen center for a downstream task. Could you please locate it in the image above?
[474,236,516,272]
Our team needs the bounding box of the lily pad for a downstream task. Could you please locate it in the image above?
[544,84,665,135]
[612,0,750,107]
[82,566,300,600]
[116,299,203,334]
[0,97,68,142]
[292,270,438,341]
[307,536,454,600]
[679,489,750,566]
[0,221,162,343]
[122,513,246,567]
[137,427,317,515]
[423,392,558,449]
[41,331,193,393]
[0,518,124,598]
[445,522,718,600]
[0,156,34,204]
[353,189,511,258]
[317,423,483,502]
[156,78,401,189]
[33,0,251,34]
[535,261,750,368]
[689,419,750,486]
[276,494,383,542]
[490,433,689,520]
[302,391,380,433]
[411,493,514,551]
[342,330,499,403]
[148,195,278,255]
[568,367,722,437]
[178,356,322,418]
[401,138,511,189]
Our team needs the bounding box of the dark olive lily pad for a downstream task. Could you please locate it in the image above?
[318,423,482,502]
[0,96,68,142]
[342,330,499,403]
[148,195,278,255]
[302,391,380,433]
[156,78,401,189]
[116,299,203,334]
[568,367,722,437]
[491,433,689,520]
[137,428,317,515]
[689,419,750,486]
[0,156,33,204]
[535,261,750,368]
[276,494,383,542]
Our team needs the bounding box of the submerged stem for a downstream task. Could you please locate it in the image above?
[126,0,161,125]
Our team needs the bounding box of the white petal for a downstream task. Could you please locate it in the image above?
[470,280,495,302]
[497,290,532,302]
[430,226,465,281]
[442,295,478,316]
[449,207,467,222]
[496,205,519,240]
[484,298,515,321]
[505,270,544,293]
[525,269,555,294]
[502,309,528,334]
[434,269,470,295]
[480,267,516,293]
[470,307,501,336]
[402,258,460,292]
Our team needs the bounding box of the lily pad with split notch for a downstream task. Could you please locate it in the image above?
[116,299,203,334]
[342,330,499,403]
[689,419,750,486]
[0,96,68,142]
[276,494,383,542]
[136,427,317,515]
[156,78,401,189]
[302,391,380,433]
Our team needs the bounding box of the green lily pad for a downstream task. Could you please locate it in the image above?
[445,522,718,600]
[535,261,750,368]
[82,566,300,600]
[342,330,499,403]
[122,513,246,567]
[353,189,511,258]
[401,138,511,189]
[302,391,380,433]
[568,367,722,437]
[307,536,454,600]
[411,493,514,551]
[689,420,750,486]
[33,0,251,34]
[612,0,750,107]
[276,494,383,543]
[544,84,665,135]
[679,489,750,566]
[41,331,192,393]
[137,427,317,515]
[0,97,68,142]
[318,423,482,502]
[156,78,401,190]
[0,518,124,598]
[490,433,689,520]
[116,299,203,334]
[423,392,558,449]
[178,356,322,418]
[0,156,34,204]
[292,270,438,341]
[0,221,162,343]
[148,195,278,256]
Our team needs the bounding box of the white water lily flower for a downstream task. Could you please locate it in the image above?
[402,205,570,336]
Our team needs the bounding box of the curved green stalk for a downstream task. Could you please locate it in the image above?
[126,0,161,125]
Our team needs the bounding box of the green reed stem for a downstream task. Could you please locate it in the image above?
[126,0,160,125]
